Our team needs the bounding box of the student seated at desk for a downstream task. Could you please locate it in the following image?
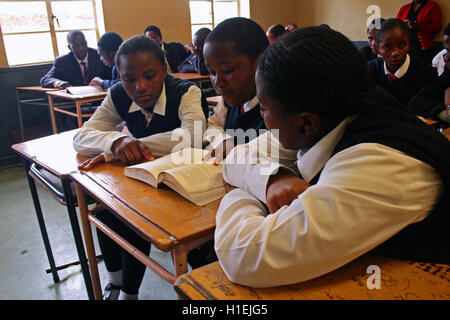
[359,17,385,62]
[144,25,189,73]
[89,32,123,89]
[215,26,450,288]
[367,19,437,112]
[73,35,208,300]
[178,28,211,75]
[431,23,450,76]
[40,30,111,89]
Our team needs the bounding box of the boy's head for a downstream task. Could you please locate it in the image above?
[144,25,163,47]
[67,30,88,60]
[193,28,211,56]
[97,32,123,68]
[376,18,410,73]
[285,23,298,32]
[266,24,288,44]
[204,17,269,107]
[257,26,374,150]
[366,18,385,55]
[443,23,450,70]
[116,35,167,110]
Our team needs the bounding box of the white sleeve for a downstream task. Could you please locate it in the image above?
[214,143,443,288]
[73,90,128,161]
[139,85,207,156]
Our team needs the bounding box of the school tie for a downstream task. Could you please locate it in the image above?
[386,73,397,84]
[80,62,90,84]
[240,105,244,114]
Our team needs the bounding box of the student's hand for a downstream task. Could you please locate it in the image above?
[185,42,195,54]
[54,81,71,89]
[223,178,237,193]
[203,140,235,166]
[266,171,310,214]
[89,77,103,88]
[78,154,106,171]
[111,136,155,165]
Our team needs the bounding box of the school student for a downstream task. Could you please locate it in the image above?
[40,30,111,89]
[359,18,385,62]
[89,32,123,89]
[431,23,450,76]
[266,24,288,44]
[178,28,211,75]
[73,36,208,299]
[144,25,189,73]
[367,19,437,112]
[215,26,450,288]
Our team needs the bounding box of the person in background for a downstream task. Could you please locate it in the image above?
[89,32,123,89]
[40,30,111,89]
[266,24,288,44]
[359,18,386,62]
[431,23,450,76]
[144,25,189,73]
[397,0,443,64]
[285,22,298,32]
[178,28,211,75]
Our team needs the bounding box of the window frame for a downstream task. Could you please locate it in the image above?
[0,0,102,67]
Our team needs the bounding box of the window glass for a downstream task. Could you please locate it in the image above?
[189,1,212,24]
[4,33,54,65]
[0,1,49,33]
[51,1,95,31]
[213,1,238,25]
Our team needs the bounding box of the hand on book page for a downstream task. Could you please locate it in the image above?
[112,136,155,165]
[66,86,104,95]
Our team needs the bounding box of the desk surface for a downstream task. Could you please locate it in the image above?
[70,162,220,251]
[46,89,107,100]
[11,129,83,177]
[174,255,450,300]
[16,86,59,92]
[172,73,210,81]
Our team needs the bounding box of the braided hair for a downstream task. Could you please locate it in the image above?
[115,35,165,70]
[258,26,376,118]
[205,17,269,60]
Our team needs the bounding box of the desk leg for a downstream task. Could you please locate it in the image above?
[62,180,95,300]
[23,159,60,283]
[47,95,58,134]
[16,90,25,142]
[76,101,83,128]
[173,245,188,300]
[74,183,103,300]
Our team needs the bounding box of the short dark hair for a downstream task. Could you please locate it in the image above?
[144,25,162,38]
[97,32,123,53]
[258,26,376,118]
[194,27,211,40]
[205,17,269,60]
[367,18,386,32]
[67,30,85,44]
[444,22,450,36]
[268,24,288,38]
[115,35,165,70]
[376,18,410,43]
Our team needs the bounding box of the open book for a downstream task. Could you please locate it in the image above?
[66,86,104,95]
[124,148,226,206]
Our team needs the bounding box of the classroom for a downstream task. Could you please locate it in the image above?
[0,0,449,304]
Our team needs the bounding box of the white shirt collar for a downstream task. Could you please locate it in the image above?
[128,82,166,118]
[243,96,259,112]
[384,54,410,79]
[296,116,355,182]
[74,51,89,65]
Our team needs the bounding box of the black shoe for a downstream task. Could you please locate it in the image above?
[103,283,121,300]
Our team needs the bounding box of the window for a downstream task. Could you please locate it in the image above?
[0,0,105,66]
[189,0,249,37]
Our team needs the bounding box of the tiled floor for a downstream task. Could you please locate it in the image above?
[0,164,178,300]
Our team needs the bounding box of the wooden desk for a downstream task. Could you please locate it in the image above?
[11,130,96,299]
[71,162,220,300]
[46,89,107,133]
[174,255,450,300]
[172,73,210,82]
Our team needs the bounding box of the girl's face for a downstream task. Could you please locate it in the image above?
[256,71,304,150]
[204,41,258,107]
[377,28,409,73]
[118,51,167,109]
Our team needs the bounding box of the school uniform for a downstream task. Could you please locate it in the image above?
[432,49,447,76]
[162,42,190,73]
[40,48,111,88]
[178,53,209,75]
[216,91,450,288]
[359,45,378,63]
[73,74,208,296]
[367,54,437,109]
[101,65,121,89]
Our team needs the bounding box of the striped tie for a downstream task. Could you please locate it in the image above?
[81,62,89,84]
[386,73,397,84]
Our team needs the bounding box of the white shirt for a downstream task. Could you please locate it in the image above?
[384,53,410,79]
[161,43,173,74]
[73,83,207,161]
[432,49,447,76]
[203,95,260,149]
[215,118,443,288]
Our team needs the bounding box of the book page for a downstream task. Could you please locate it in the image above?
[66,86,104,95]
